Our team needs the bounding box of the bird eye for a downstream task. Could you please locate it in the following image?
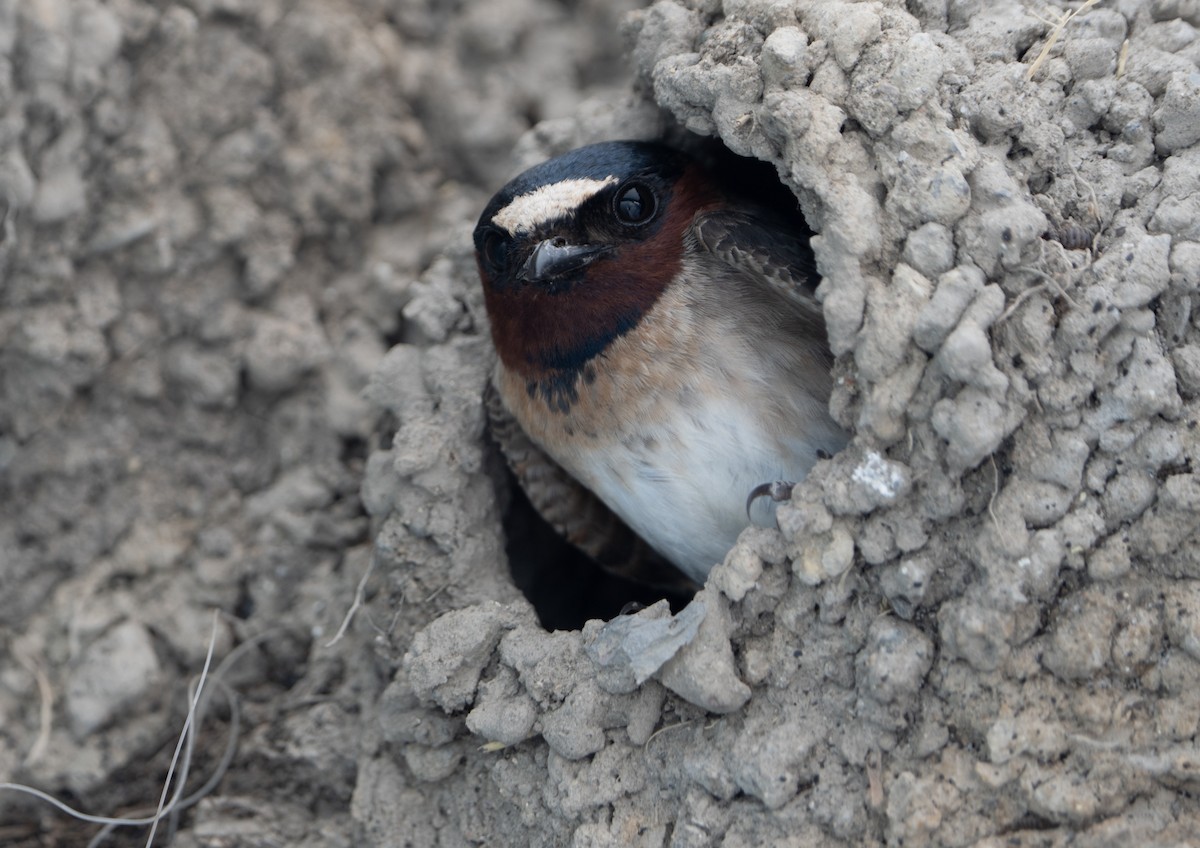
[613,182,657,226]
[481,230,509,274]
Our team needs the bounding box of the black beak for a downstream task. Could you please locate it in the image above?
[519,239,610,283]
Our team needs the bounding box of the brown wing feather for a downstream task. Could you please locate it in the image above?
[485,380,696,592]
[692,208,825,330]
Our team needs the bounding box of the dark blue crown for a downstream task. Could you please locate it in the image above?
[476,141,688,235]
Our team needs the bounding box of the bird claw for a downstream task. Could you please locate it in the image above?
[745,480,796,520]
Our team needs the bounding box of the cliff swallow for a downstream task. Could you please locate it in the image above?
[475,141,848,585]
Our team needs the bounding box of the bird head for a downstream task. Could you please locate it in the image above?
[474,141,720,380]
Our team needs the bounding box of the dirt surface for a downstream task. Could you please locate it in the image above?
[2,0,1200,846]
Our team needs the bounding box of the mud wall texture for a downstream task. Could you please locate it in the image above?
[2,0,1199,846]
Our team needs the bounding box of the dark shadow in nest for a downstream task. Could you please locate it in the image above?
[499,469,695,631]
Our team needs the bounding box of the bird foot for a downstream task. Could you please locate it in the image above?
[745,480,796,520]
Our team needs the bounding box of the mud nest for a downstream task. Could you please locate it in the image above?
[2,1,1200,846]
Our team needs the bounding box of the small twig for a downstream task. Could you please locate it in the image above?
[142,610,222,847]
[1,614,276,847]
[1020,267,1078,308]
[0,614,222,842]
[324,552,378,649]
[1026,0,1101,81]
[988,455,1001,528]
[1062,158,1101,227]
[386,608,404,636]
[86,679,242,848]
[997,263,1075,325]
[14,650,54,766]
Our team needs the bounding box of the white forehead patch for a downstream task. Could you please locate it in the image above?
[491,176,617,235]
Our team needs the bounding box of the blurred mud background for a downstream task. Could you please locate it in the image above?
[2,0,1200,846]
